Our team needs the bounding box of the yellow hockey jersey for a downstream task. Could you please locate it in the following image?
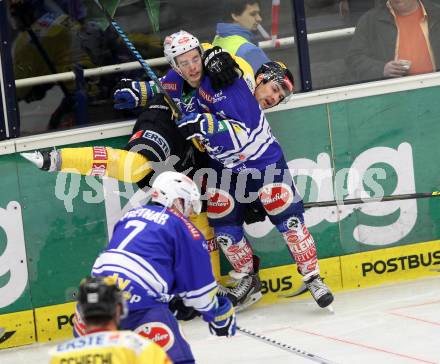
[49,330,172,364]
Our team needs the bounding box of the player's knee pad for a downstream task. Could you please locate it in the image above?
[215,225,254,274]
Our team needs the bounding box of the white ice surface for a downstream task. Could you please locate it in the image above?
[1,276,440,364]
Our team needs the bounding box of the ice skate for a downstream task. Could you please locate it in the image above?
[21,149,60,172]
[217,255,261,311]
[218,271,262,312]
[303,270,334,309]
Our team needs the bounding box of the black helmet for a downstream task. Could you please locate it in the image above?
[78,276,127,323]
[255,61,295,96]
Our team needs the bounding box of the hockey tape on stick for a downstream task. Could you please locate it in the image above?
[236,326,337,364]
[93,0,183,119]
[303,191,440,209]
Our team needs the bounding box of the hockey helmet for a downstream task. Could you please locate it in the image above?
[78,276,127,323]
[151,171,201,216]
[163,30,203,75]
[255,61,294,101]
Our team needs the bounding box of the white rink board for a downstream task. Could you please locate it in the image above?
[1,276,440,364]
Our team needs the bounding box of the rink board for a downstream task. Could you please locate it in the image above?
[1,239,438,349]
[341,239,440,289]
[0,310,35,349]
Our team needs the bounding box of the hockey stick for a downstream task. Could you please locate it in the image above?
[303,191,440,209]
[236,326,337,364]
[93,0,183,119]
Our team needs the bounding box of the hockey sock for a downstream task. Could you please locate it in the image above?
[278,217,318,275]
[215,226,254,274]
[60,147,151,182]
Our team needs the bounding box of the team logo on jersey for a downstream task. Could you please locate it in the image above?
[258,183,293,215]
[207,189,234,218]
[135,322,174,351]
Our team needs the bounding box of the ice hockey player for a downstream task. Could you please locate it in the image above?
[49,276,171,364]
[74,171,236,363]
[20,30,242,279]
[21,30,265,310]
[175,61,335,310]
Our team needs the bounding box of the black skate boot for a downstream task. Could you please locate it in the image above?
[303,271,334,308]
[217,255,262,312]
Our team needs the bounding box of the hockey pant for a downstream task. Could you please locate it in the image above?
[207,156,319,276]
[74,304,195,364]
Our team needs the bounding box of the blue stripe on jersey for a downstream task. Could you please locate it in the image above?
[92,250,168,294]
[92,265,159,299]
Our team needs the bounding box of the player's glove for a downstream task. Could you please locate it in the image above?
[175,112,219,140]
[113,79,151,109]
[208,296,236,337]
[169,296,201,321]
[203,46,242,91]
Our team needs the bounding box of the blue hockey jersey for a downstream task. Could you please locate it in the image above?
[195,76,282,172]
[152,70,198,115]
[91,204,217,318]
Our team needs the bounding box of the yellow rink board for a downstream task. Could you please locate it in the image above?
[34,302,76,343]
[341,239,440,289]
[0,310,35,349]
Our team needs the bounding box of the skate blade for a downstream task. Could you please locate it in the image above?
[326,304,335,314]
[278,283,308,298]
[235,292,263,312]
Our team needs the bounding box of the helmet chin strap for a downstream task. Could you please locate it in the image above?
[172,198,186,215]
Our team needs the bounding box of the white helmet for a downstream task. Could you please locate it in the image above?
[163,30,203,75]
[151,171,201,216]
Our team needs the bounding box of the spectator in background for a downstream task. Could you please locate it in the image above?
[49,276,170,364]
[212,0,270,73]
[338,0,378,26]
[346,0,440,82]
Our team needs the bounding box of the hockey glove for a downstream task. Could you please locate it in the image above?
[175,112,219,140]
[113,79,151,109]
[208,296,236,337]
[203,46,242,91]
[169,297,201,321]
